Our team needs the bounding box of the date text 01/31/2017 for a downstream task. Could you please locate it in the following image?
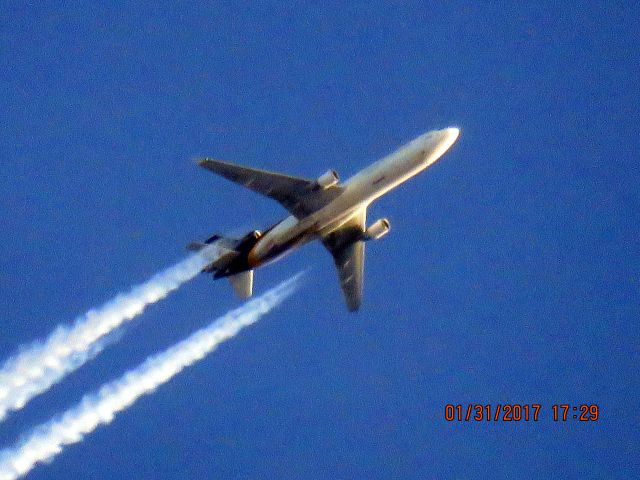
[444,404,599,422]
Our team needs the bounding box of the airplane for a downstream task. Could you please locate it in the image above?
[189,127,460,311]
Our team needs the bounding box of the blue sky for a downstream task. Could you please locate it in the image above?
[1,2,638,478]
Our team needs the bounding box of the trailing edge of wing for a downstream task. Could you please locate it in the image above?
[198,158,343,218]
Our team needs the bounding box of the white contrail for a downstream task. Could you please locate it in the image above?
[0,245,220,422]
[0,275,299,480]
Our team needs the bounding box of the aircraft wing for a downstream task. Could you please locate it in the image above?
[198,159,343,218]
[321,209,366,312]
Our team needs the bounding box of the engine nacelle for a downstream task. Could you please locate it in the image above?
[363,218,390,241]
[236,230,262,250]
[316,169,339,189]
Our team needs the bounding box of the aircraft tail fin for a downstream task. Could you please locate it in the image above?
[228,270,254,299]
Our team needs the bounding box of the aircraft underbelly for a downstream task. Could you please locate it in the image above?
[247,150,428,267]
[350,151,428,202]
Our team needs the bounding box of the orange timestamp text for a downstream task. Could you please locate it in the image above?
[444,404,599,422]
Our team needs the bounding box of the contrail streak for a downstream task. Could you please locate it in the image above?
[0,246,219,422]
[0,275,299,480]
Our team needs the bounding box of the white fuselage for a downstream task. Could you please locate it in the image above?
[247,128,460,267]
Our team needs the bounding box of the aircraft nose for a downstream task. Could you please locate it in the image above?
[421,127,459,146]
[442,127,460,144]
[429,127,459,148]
[421,127,460,166]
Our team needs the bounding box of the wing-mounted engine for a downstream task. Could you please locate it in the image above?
[363,218,390,241]
[315,169,339,190]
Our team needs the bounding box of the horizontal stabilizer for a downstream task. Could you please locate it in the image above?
[186,241,206,252]
[204,249,239,273]
[229,270,254,299]
[187,236,240,273]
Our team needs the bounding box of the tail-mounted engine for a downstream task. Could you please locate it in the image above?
[363,218,390,241]
[236,230,262,250]
[315,169,339,189]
